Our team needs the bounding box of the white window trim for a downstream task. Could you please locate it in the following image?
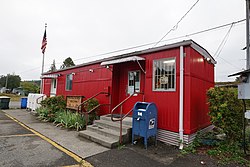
[152,57,176,92]
[127,70,141,95]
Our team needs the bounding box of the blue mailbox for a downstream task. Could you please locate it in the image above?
[132,102,157,149]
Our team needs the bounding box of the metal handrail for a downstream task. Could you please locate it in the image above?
[77,91,109,113]
[36,95,46,104]
[111,92,135,121]
[83,103,110,127]
[77,91,110,128]
[110,92,143,144]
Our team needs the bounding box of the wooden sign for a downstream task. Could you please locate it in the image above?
[66,96,84,110]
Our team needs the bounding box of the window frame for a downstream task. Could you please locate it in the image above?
[65,74,73,91]
[127,70,140,95]
[152,57,176,92]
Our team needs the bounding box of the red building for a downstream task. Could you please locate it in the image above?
[42,40,215,146]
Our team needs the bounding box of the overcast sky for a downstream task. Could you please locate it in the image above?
[0,0,246,81]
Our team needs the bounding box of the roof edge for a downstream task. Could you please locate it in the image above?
[43,39,214,75]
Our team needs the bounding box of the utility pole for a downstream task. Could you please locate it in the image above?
[5,74,8,88]
[246,0,250,69]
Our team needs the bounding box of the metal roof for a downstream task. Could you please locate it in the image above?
[43,39,215,75]
[228,69,250,77]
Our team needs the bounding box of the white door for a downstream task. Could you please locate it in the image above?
[50,79,57,97]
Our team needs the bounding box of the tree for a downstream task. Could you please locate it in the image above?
[0,74,21,90]
[60,57,75,69]
[21,81,40,93]
[49,59,57,72]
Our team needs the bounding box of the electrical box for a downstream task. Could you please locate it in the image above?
[238,73,250,100]
[132,102,157,149]
[229,70,250,100]
[238,83,250,99]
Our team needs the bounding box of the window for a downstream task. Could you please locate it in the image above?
[128,71,140,95]
[66,74,73,91]
[153,58,176,91]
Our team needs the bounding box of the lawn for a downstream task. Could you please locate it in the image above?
[0,93,25,102]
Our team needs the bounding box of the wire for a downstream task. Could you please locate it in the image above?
[214,23,234,58]
[217,57,242,70]
[18,19,246,75]
[154,0,200,47]
[73,19,245,63]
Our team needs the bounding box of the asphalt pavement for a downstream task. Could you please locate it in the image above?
[0,111,78,167]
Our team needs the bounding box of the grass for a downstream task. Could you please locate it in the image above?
[0,93,24,101]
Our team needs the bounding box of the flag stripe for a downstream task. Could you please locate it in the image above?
[41,29,47,54]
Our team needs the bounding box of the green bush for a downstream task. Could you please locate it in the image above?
[207,87,243,142]
[39,96,66,121]
[54,110,86,131]
[41,95,66,112]
[36,107,56,122]
[84,98,99,123]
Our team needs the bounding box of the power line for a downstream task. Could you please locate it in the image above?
[154,0,200,47]
[217,57,242,70]
[214,23,234,58]
[19,19,246,75]
[73,19,245,63]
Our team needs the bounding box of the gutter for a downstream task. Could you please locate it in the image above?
[179,46,184,149]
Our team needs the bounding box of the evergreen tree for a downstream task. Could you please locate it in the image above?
[60,57,75,69]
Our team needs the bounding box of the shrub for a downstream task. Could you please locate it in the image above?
[36,107,56,122]
[83,98,99,123]
[41,95,66,112]
[39,96,66,121]
[54,110,86,131]
[207,87,243,142]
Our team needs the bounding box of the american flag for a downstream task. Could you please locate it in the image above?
[41,29,47,54]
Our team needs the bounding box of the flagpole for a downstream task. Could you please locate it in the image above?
[40,23,47,94]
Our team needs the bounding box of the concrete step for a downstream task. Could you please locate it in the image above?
[94,119,131,133]
[100,114,133,126]
[79,130,119,148]
[87,124,130,142]
[78,114,133,148]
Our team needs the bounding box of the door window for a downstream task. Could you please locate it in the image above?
[128,71,140,95]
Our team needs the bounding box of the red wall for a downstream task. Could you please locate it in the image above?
[43,45,214,135]
[142,48,181,133]
[44,64,112,115]
[184,47,214,134]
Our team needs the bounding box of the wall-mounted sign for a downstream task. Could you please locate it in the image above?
[66,96,84,110]
[160,76,168,84]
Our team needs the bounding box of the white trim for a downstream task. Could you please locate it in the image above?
[191,43,217,64]
[41,74,59,79]
[179,46,184,149]
[152,57,176,92]
[100,56,145,66]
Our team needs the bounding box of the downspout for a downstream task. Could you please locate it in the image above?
[179,46,184,149]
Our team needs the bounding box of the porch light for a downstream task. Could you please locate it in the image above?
[89,69,94,72]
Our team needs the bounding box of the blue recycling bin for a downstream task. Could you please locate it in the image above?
[21,97,28,109]
[132,102,158,149]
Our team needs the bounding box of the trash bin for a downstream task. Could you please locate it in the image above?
[132,102,158,149]
[0,96,11,109]
[21,97,28,109]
